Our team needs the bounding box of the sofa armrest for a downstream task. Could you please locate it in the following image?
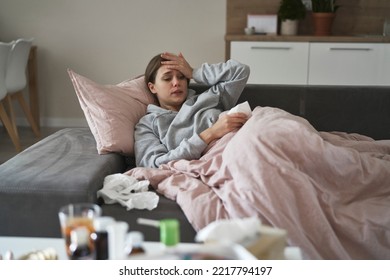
[0,128,127,237]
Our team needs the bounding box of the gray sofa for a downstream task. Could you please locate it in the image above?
[1,84,389,243]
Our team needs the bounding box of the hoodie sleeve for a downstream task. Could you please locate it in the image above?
[192,59,250,110]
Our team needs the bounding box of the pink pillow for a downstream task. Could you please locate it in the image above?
[68,69,156,156]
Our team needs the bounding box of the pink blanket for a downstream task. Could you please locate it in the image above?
[126,107,390,259]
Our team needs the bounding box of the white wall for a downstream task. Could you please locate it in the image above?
[0,0,226,126]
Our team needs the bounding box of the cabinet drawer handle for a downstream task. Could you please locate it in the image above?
[251,46,292,50]
[329,47,372,51]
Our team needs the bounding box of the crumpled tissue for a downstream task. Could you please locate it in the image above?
[97,173,159,211]
[195,217,287,260]
[228,101,252,117]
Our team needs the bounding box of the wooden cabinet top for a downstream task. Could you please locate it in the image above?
[225,34,390,43]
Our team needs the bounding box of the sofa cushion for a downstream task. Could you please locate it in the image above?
[189,84,302,116]
[304,86,390,140]
[236,84,303,116]
[68,70,156,156]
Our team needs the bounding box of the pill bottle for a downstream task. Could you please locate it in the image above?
[90,216,115,260]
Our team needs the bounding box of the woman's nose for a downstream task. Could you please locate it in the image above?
[172,77,179,87]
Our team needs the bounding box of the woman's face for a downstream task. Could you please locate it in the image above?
[148,65,188,111]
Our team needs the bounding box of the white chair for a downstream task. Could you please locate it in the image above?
[5,38,40,139]
[0,42,22,152]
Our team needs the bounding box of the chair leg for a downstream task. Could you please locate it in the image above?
[0,102,22,152]
[4,94,19,140]
[14,91,41,138]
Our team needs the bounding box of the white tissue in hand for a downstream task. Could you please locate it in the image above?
[228,101,252,117]
[195,217,261,244]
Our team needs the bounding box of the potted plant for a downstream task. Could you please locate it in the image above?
[311,0,340,36]
[278,0,307,36]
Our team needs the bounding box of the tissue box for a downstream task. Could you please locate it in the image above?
[243,225,287,260]
[247,14,278,35]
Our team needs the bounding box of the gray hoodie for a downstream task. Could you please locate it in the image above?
[134,59,250,168]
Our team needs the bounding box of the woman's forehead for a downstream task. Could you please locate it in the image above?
[158,66,182,76]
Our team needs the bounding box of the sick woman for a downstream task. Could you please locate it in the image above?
[134,52,250,168]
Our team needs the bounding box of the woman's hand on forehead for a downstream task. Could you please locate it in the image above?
[161,52,193,79]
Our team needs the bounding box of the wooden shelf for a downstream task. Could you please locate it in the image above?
[225,34,390,43]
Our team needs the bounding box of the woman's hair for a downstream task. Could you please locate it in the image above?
[144,53,167,87]
[144,53,190,90]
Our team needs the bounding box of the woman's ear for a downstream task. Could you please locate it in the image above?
[148,82,157,94]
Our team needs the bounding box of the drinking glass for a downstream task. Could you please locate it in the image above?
[58,203,102,258]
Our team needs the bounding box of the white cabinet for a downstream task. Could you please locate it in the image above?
[230,41,389,86]
[231,42,309,85]
[381,44,390,86]
[308,43,384,86]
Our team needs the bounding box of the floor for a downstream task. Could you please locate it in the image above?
[0,126,64,164]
